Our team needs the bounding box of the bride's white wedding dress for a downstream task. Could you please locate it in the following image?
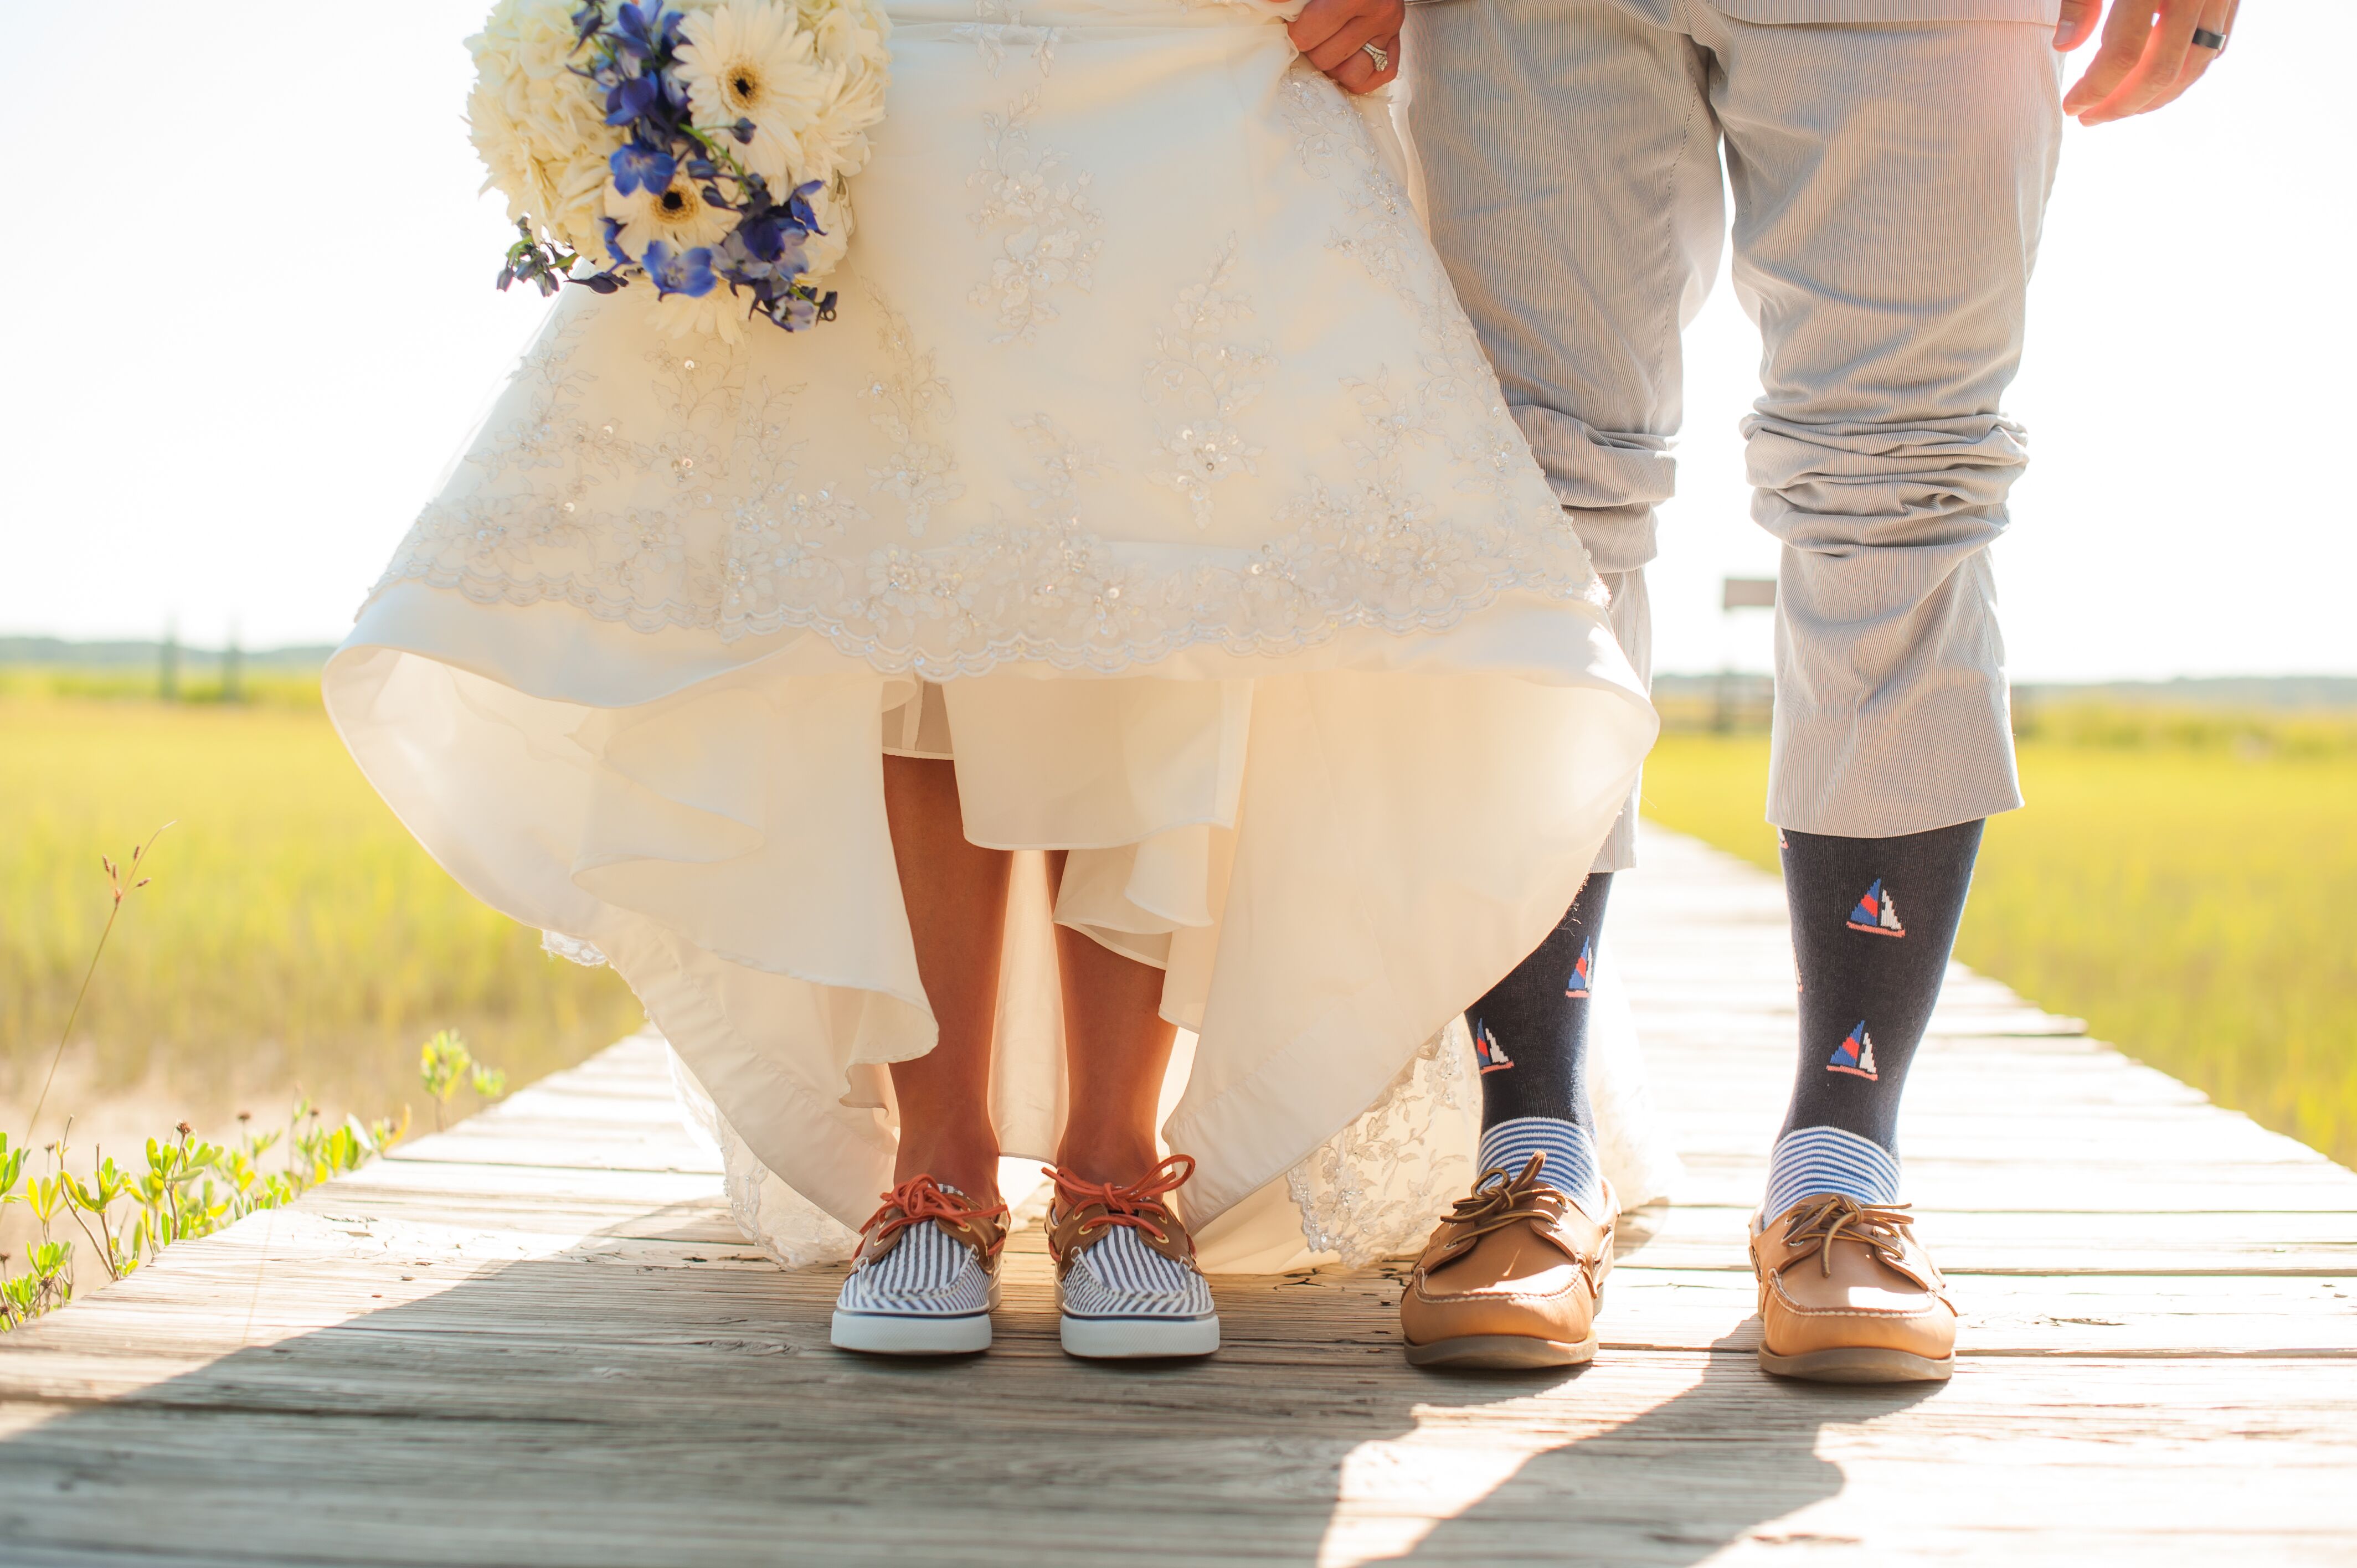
[326,0,1671,1272]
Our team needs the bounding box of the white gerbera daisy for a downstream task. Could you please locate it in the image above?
[605,160,736,262]
[676,0,830,190]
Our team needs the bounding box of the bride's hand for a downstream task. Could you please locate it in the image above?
[1288,0,1403,96]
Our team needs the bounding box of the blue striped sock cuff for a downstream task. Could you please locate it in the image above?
[1761,1125,1902,1226]
[1478,1118,1603,1212]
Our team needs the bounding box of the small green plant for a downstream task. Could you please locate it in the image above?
[2,822,417,1332]
[23,826,171,1139]
[419,1030,509,1132]
[0,1103,409,1332]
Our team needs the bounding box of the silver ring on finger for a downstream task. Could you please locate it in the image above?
[1361,40,1390,72]
[2190,26,2227,51]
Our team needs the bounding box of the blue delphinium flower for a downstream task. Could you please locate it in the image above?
[600,217,634,268]
[610,142,674,199]
[610,141,675,198]
[784,179,825,235]
[604,71,661,127]
[643,242,717,299]
[609,3,676,60]
[781,291,835,331]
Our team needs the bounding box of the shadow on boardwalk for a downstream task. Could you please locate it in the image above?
[0,1211,1929,1566]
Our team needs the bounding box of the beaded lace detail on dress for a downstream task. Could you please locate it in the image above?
[358,66,1604,681]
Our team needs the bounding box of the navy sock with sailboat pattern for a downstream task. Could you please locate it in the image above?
[1763,821,1984,1225]
[1466,874,1611,1212]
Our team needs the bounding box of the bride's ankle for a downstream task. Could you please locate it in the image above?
[1051,1132,1164,1190]
[893,1132,1001,1205]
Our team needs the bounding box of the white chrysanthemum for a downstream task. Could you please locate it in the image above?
[606,161,737,262]
[651,285,759,345]
[806,0,889,185]
[797,182,853,279]
[676,0,831,189]
[811,2,890,74]
[467,0,619,257]
[794,0,889,51]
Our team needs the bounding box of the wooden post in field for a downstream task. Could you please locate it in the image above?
[1718,576,1776,733]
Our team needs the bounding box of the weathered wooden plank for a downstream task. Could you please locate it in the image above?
[4,1256,2351,1384]
[2,1357,2355,1567]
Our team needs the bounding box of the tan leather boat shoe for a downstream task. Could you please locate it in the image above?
[1400,1154,1615,1369]
[1749,1194,1955,1383]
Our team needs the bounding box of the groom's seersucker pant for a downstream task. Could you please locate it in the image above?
[1404,0,2065,869]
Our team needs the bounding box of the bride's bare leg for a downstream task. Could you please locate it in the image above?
[882,755,1011,1202]
[1046,851,1180,1186]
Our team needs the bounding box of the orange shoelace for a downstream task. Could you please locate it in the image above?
[1044,1154,1196,1249]
[861,1173,1010,1257]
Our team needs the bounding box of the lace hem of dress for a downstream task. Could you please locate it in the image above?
[662,942,1682,1273]
[1284,1016,1475,1268]
[668,1045,865,1270]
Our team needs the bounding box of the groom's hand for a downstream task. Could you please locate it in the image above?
[1289,0,1403,96]
[2057,0,2238,124]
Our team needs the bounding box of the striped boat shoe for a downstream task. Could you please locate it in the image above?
[830,1174,1010,1356]
[1045,1155,1219,1359]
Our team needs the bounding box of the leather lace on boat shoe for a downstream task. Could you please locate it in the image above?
[830,1174,1010,1356]
[1749,1194,1955,1383]
[1046,1154,1220,1359]
[1400,1153,1616,1370]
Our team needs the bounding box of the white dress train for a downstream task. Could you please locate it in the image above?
[325,0,1666,1274]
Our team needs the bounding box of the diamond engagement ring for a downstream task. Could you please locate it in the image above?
[1361,40,1390,72]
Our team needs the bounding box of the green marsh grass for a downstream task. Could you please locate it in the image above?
[1640,704,2357,1166]
[0,690,642,1142]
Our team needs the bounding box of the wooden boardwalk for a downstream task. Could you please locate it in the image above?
[4,826,2354,1565]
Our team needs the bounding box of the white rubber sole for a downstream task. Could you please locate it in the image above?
[1059,1313,1220,1359]
[830,1308,992,1356]
[831,1278,1002,1356]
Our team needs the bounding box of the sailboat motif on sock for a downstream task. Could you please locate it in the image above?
[1826,1021,1879,1080]
[1565,939,1594,1000]
[1846,879,1905,937]
[1473,1019,1514,1074]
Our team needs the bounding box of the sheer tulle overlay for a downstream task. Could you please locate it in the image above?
[326,0,1665,1271]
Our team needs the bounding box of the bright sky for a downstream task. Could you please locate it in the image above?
[1,1,2350,679]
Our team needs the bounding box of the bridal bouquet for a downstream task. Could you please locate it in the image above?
[468,0,890,340]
